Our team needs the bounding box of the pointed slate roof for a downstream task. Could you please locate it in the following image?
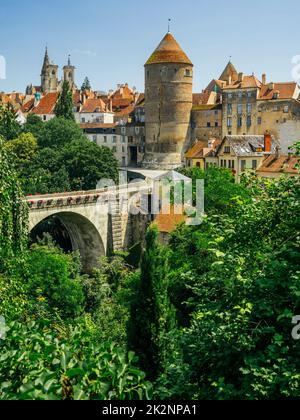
[145,32,193,66]
[219,61,238,82]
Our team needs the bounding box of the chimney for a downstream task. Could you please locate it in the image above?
[269,82,275,91]
[238,72,244,83]
[109,99,113,112]
[262,74,266,85]
[264,131,272,153]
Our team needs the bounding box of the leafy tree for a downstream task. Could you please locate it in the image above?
[54,81,74,121]
[159,174,300,400]
[0,104,21,140]
[4,132,38,169]
[27,244,85,319]
[37,117,86,149]
[0,139,28,269]
[81,77,91,91]
[0,319,152,400]
[128,226,176,379]
[60,139,119,190]
[23,113,45,139]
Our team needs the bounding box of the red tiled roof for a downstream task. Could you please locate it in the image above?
[81,98,107,113]
[257,155,299,175]
[185,141,208,158]
[21,98,35,113]
[32,92,58,115]
[259,82,298,100]
[146,32,192,66]
[154,205,187,233]
[193,92,211,106]
[223,75,262,90]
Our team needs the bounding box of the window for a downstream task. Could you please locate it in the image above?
[122,146,125,153]
[220,159,224,168]
[122,136,126,143]
[121,127,126,135]
[258,117,262,125]
[196,162,201,168]
[238,117,242,128]
[185,69,191,77]
[43,115,47,121]
[224,146,231,154]
[238,92,243,99]
[93,135,97,143]
[228,161,231,169]
[207,122,211,127]
[232,160,235,170]
[247,91,252,98]
[135,127,140,134]
[247,103,252,114]
[112,146,117,153]
[214,110,218,115]
[103,136,107,143]
[241,160,246,171]
[113,136,117,143]
[247,116,252,127]
[227,104,232,115]
[215,122,219,127]
[122,157,126,166]
[284,105,289,113]
[252,160,257,170]
[238,104,243,115]
[227,117,232,128]
[228,93,233,100]
[128,136,133,143]
[81,118,85,123]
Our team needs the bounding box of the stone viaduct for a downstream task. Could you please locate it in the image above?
[27,183,151,272]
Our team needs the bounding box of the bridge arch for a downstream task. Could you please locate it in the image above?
[30,211,106,272]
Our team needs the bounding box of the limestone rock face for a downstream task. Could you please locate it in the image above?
[143,33,193,170]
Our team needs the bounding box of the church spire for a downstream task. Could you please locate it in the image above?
[42,46,50,71]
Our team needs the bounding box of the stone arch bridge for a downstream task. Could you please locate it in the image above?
[27,183,151,272]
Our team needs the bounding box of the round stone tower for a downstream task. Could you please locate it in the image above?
[143,32,193,169]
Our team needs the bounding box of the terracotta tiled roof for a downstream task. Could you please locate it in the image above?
[223,75,262,90]
[21,98,35,113]
[257,155,299,175]
[154,205,187,233]
[259,82,298,100]
[32,92,58,115]
[146,32,192,66]
[193,92,211,106]
[185,141,208,158]
[114,104,135,116]
[81,98,107,113]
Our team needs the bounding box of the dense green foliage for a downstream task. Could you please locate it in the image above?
[0,141,150,401]
[81,77,92,91]
[1,111,300,400]
[0,320,152,400]
[0,107,119,194]
[54,81,75,120]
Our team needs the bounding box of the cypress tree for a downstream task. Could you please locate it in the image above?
[54,81,74,121]
[128,225,176,379]
[81,77,91,91]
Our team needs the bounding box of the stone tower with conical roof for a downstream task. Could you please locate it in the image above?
[41,47,58,93]
[143,32,193,169]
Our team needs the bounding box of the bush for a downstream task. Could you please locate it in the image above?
[0,319,152,400]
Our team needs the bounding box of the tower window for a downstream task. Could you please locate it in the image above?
[185,69,191,77]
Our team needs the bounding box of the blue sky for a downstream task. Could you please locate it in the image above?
[1,0,300,93]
